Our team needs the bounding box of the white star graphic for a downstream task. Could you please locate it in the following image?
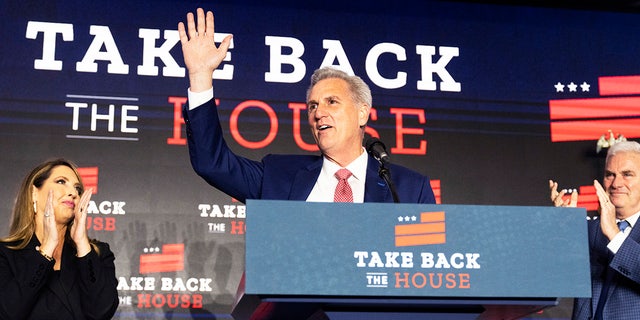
[411,216,417,222]
[397,216,404,222]
[554,82,565,92]
[580,82,590,92]
[404,216,410,222]
[567,82,578,92]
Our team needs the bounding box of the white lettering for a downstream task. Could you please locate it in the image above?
[354,251,368,267]
[26,21,73,70]
[213,33,234,80]
[198,204,246,219]
[137,29,183,77]
[416,45,460,92]
[366,42,407,89]
[368,251,385,268]
[121,105,139,133]
[116,276,156,291]
[354,251,416,268]
[319,39,354,75]
[465,253,481,269]
[264,36,306,83]
[26,20,460,92]
[66,102,87,130]
[356,251,481,269]
[87,200,126,215]
[76,25,129,74]
[91,103,115,132]
[160,277,214,292]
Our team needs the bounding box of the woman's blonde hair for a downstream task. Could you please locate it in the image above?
[2,158,98,253]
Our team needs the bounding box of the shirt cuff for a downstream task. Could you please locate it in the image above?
[607,231,628,254]
[187,87,214,110]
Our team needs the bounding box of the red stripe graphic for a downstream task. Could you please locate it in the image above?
[549,97,640,120]
[599,76,640,96]
[562,185,598,211]
[430,179,442,204]
[395,211,446,247]
[139,243,185,274]
[550,119,640,142]
[549,76,640,142]
[77,167,98,194]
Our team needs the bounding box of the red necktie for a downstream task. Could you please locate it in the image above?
[334,168,353,202]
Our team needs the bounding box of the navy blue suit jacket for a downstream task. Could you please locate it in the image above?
[183,98,436,204]
[572,219,640,319]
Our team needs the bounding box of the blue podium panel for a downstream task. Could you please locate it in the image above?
[244,200,590,299]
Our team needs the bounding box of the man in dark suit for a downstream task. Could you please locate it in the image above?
[550,140,640,320]
[177,8,435,205]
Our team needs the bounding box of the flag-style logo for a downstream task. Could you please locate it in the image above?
[562,185,599,212]
[139,243,185,274]
[395,211,446,247]
[549,75,640,142]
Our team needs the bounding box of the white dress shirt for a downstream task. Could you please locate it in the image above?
[187,87,214,110]
[608,211,639,254]
[306,149,368,203]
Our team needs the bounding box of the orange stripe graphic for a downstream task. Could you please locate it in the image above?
[395,211,446,247]
[395,222,445,235]
[421,211,445,222]
[396,233,446,247]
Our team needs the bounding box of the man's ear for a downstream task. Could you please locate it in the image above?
[358,104,371,127]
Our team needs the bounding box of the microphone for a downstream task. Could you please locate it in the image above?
[364,136,391,165]
[364,135,399,202]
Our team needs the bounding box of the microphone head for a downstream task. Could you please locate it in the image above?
[363,135,384,151]
[363,135,390,164]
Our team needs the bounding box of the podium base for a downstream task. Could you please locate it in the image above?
[232,293,556,320]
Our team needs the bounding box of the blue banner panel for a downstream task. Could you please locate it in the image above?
[245,200,590,298]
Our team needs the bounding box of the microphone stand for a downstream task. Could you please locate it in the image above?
[377,161,400,203]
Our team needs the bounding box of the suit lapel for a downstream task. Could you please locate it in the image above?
[629,221,640,243]
[288,159,323,200]
[364,156,391,203]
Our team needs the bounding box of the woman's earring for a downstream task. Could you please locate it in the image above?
[33,201,37,213]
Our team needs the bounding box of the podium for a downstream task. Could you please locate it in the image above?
[232,200,591,320]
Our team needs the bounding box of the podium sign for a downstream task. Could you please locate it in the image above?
[234,200,590,319]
